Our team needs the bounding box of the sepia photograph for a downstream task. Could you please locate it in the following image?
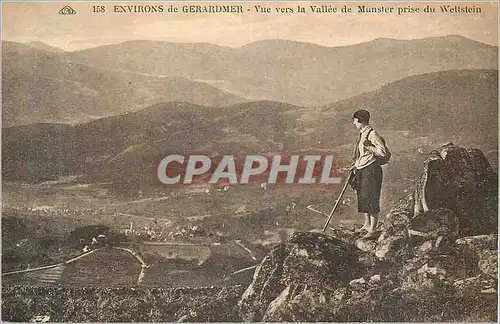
[1,1,498,322]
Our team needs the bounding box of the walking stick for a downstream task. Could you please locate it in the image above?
[322,170,354,232]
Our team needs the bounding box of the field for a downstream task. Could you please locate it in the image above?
[3,249,141,286]
[3,242,257,288]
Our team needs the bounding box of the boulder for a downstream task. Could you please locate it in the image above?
[280,232,359,286]
[238,244,288,321]
[326,225,358,245]
[413,150,453,216]
[413,143,498,236]
[238,231,360,322]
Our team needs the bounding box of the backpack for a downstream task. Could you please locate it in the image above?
[367,129,391,165]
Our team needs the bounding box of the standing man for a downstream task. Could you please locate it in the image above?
[350,109,388,239]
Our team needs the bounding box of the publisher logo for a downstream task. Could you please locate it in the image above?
[59,5,76,15]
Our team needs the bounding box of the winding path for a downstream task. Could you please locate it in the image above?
[112,247,149,285]
[2,247,149,285]
[2,249,102,276]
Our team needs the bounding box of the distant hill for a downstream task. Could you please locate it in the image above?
[65,35,498,106]
[26,41,65,53]
[2,42,247,127]
[314,69,498,148]
[66,40,232,79]
[2,100,302,184]
[3,69,497,189]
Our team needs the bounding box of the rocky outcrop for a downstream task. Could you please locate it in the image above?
[413,143,497,235]
[239,144,498,322]
[238,232,362,321]
[362,143,497,264]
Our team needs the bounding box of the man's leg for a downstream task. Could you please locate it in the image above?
[355,213,370,232]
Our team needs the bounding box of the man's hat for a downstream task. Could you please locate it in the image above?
[353,109,370,124]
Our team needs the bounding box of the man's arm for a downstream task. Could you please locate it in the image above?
[364,130,388,158]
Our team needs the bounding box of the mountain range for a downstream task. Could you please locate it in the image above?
[64,35,497,106]
[2,35,498,126]
[2,42,246,127]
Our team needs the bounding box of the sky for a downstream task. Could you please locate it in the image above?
[2,2,498,51]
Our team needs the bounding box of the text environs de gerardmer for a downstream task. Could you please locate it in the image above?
[112,5,244,13]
